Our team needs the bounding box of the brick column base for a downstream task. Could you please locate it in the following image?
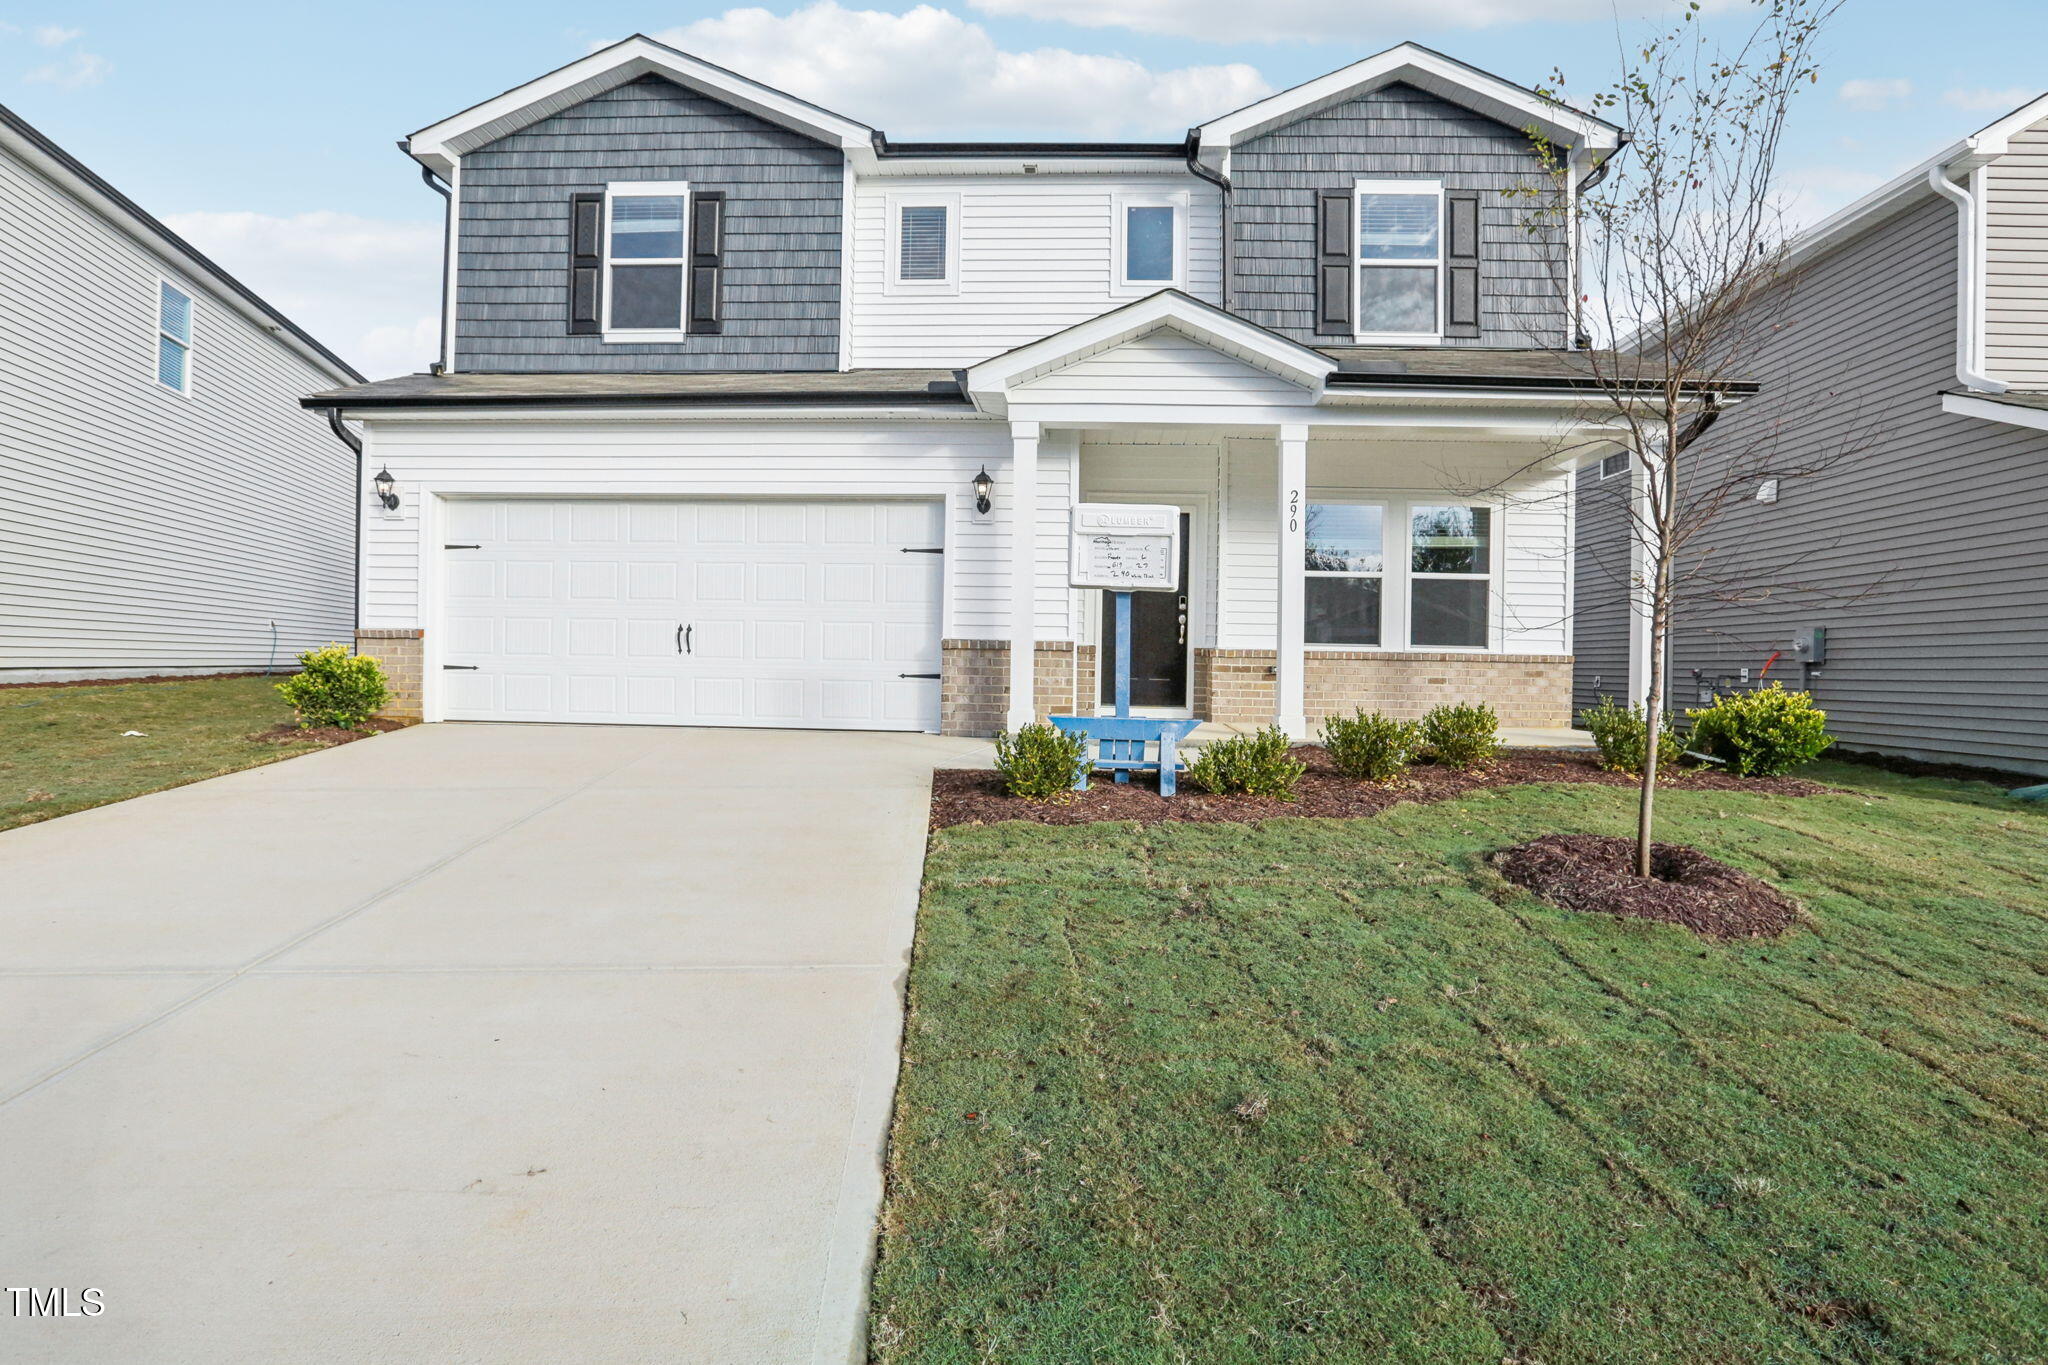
[356,629,424,721]
[939,640,1092,737]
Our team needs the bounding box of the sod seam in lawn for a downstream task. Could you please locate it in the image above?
[872,766,2048,1363]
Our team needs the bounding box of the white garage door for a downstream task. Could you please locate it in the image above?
[437,499,944,730]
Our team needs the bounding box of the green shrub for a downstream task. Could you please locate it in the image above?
[993,723,1089,802]
[1580,696,1685,776]
[1421,701,1501,770]
[1187,727,1305,799]
[1686,683,1833,777]
[1321,709,1421,783]
[275,644,389,730]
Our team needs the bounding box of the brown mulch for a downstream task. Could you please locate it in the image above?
[930,746,1829,830]
[1494,832,1802,940]
[1,670,279,691]
[1831,747,2043,791]
[251,718,407,746]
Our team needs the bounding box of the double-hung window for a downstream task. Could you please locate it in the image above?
[887,194,959,293]
[1304,502,1385,646]
[1408,504,1493,648]
[1117,192,1184,290]
[602,183,689,337]
[156,281,193,394]
[1355,179,1443,339]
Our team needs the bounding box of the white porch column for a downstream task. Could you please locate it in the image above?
[1275,423,1309,738]
[1006,420,1041,732]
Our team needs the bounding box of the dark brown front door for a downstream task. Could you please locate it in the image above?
[1100,512,1191,710]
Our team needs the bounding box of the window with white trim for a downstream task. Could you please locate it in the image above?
[1600,451,1631,479]
[1117,192,1184,289]
[602,182,689,337]
[1355,179,1442,338]
[887,193,959,293]
[156,281,193,393]
[1303,502,1385,646]
[1408,504,1493,648]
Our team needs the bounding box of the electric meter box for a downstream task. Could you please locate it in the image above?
[1790,626,1826,665]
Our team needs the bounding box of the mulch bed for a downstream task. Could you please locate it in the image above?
[0,670,279,691]
[1494,832,1802,940]
[930,746,1829,830]
[1831,747,2044,791]
[251,718,408,746]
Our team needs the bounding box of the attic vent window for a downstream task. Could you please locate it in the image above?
[888,195,959,293]
[899,205,949,281]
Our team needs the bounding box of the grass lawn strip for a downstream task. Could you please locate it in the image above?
[874,768,2048,1361]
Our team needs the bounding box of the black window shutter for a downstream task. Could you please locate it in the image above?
[1315,190,1353,336]
[568,193,602,336]
[688,191,725,335]
[1445,191,1481,339]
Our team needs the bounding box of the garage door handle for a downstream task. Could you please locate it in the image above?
[678,624,692,655]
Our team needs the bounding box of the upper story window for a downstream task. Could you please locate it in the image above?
[156,281,193,394]
[1117,192,1186,290]
[1356,179,1442,339]
[887,193,959,293]
[602,182,689,337]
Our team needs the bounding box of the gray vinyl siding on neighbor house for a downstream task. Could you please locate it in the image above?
[0,141,353,677]
[454,76,842,373]
[1571,462,1633,717]
[1578,193,2048,775]
[1984,114,2048,388]
[1230,82,1570,348]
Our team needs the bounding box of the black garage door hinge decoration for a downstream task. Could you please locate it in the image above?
[899,672,941,679]
[900,546,944,554]
[444,543,482,549]
[443,665,479,671]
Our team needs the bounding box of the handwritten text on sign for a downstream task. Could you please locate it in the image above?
[1069,504,1181,591]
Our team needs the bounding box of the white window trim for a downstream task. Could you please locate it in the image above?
[1114,190,1189,293]
[1599,451,1631,480]
[884,192,960,296]
[1302,492,1504,654]
[1353,178,1445,345]
[600,180,690,343]
[155,277,194,397]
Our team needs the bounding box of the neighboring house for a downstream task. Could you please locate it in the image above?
[0,104,364,684]
[305,36,1681,738]
[1573,92,2048,777]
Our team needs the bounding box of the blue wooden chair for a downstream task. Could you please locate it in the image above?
[1048,715,1202,796]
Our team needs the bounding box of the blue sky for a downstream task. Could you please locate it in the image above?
[5,0,2043,377]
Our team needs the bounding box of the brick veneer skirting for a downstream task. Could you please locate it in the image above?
[356,629,424,721]
[940,640,1099,737]
[1198,649,1573,728]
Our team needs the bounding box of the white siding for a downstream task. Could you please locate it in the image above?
[1985,116,2048,388]
[1218,434,1571,653]
[0,146,353,675]
[358,417,1075,646]
[1013,330,1313,408]
[846,174,1223,368]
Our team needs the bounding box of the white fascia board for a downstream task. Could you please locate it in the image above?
[1942,391,2048,432]
[964,289,1336,414]
[406,35,873,176]
[340,405,987,425]
[1194,43,1620,176]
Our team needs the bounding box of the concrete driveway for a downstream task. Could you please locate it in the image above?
[0,723,986,1364]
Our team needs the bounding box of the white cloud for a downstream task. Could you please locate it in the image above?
[162,211,443,380]
[33,24,81,45]
[965,0,1737,42]
[1836,78,1911,112]
[23,49,110,88]
[1941,86,2037,114]
[645,3,1269,138]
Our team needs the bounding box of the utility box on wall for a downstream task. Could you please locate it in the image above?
[1790,626,1827,666]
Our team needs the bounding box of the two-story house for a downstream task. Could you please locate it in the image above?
[306,35,1655,738]
[1573,89,2048,778]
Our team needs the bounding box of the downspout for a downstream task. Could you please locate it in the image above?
[1185,132,1231,312]
[322,409,365,646]
[1928,162,2009,393]
[1570,138,1625,349]
[418,160,454,376]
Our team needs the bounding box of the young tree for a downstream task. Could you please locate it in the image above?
[1526,0,1844,876]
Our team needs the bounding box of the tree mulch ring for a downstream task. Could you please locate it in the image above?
[929,746,1829,830]
[251,718,408,746]
[1494,833,1802,940]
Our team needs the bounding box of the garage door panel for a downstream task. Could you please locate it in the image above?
[439,499,942,730]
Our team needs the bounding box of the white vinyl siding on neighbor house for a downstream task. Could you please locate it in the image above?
[1983,115,2048,388]
[0,144,352,677]
[848,175,1224,368]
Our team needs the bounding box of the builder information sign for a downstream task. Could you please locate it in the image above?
[1069,504,1181,592]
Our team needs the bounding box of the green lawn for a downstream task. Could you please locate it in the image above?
[1,674,336,832]
[873,763,2048,1362]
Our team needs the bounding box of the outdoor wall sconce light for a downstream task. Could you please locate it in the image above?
[972,465,993,516]
[373,467,399,511]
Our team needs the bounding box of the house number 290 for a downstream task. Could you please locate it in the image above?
[1286,489,1301,534]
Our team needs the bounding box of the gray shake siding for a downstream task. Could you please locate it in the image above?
[454,76,841,372]
[1230,83,1570,348]
[1576,193,2048,775]
[1570,463,1633,717]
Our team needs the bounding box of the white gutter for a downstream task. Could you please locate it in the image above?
[1927,163,2008,394]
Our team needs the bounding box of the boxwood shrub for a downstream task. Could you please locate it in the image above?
[275,645,390,730]
[1686,683,1833,777]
